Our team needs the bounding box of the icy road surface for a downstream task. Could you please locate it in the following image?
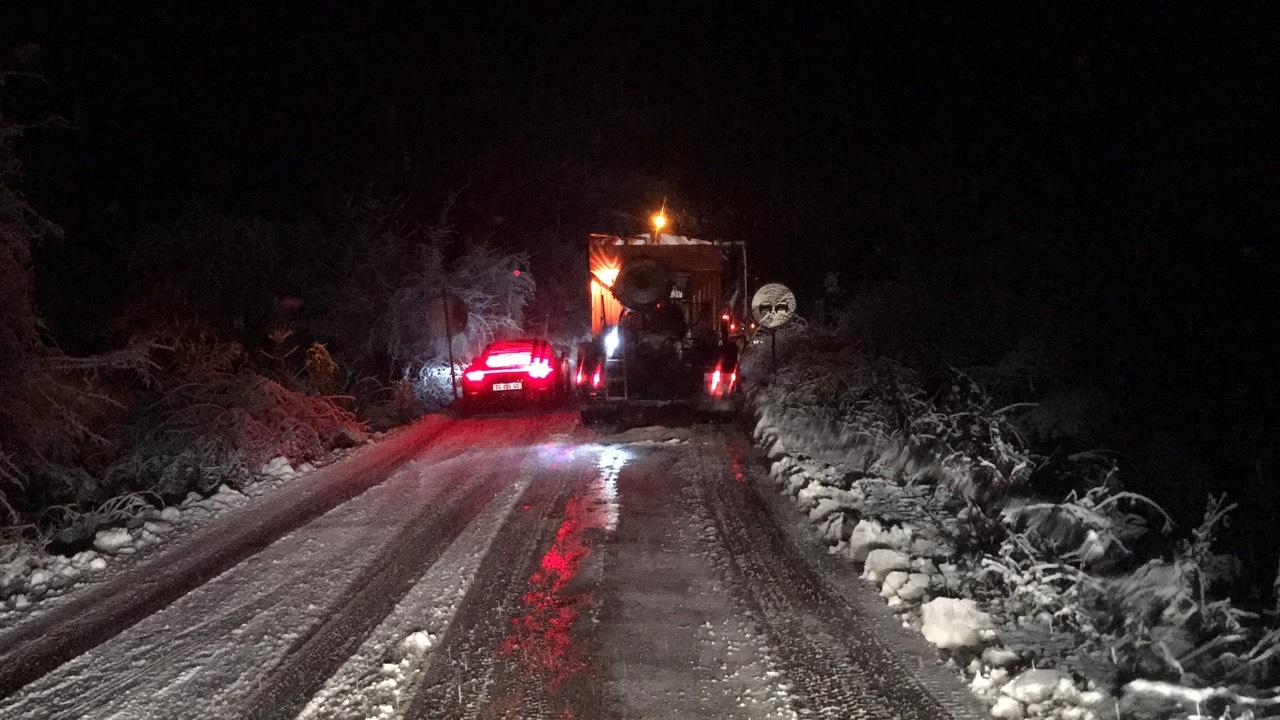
[0,412,985,719]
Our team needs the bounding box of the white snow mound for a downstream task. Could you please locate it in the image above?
[861,548,910,582]
[399,630,434,655]
[846,518,884,561]
[1001,668,1072,704]
[990,695,1025,719]
[93,528,133,554]
[921,597,995,650]
[260,456,296,478]
[896,572,931,602]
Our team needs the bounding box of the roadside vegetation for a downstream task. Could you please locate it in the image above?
[0,96,532,606]
[747,322,1279,719]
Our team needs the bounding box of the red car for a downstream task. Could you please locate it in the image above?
[459,338,568,413]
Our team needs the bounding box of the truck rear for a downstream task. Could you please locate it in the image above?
[575,232,747,423]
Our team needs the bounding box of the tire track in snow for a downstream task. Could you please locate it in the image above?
[597,443,796,720]
[0,455,480,720]
[0,416,456,699]
[690,438,986,720]
[292,444,592,720]
[0,416,569,719]
[402,445,616,720]
[240,467,516,720]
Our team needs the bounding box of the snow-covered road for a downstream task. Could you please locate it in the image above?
[0,412,986,719]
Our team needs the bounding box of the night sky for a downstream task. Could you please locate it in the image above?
[5,3,1279,530]
[10,3,1270,278]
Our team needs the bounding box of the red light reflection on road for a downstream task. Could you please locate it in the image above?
[498,495,597,688]
[489,448,627,716]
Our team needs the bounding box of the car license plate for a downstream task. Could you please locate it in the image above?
[493,381,522,391]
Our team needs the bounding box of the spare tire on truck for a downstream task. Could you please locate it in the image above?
[612,258,673,310]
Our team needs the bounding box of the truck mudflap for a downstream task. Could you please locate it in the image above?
[579,396,740,427]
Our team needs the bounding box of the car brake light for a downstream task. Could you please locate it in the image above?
[709,367,722,394]
[486,351,532,368]
[591,368,602,388]
[527,358,553,379]
[464,369,484,382]
[575,367,585,385]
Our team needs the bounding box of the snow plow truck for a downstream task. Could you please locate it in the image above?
[575,231,748,423]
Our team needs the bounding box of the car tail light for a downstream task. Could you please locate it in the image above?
[575,366,585,385]
[591,368,602,388]
[527,358,553,379]
[709,367,722,394]
[464,369,485,382]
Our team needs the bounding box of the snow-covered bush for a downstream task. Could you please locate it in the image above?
[1104,496,1276,689]
[980,532,1096,623]
[1003,485,1173,569]
[113,342,361,493]
[750,327,1036,511]
[300,196,534,413]
[746,323,1280,717]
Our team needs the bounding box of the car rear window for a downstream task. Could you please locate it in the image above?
[482,340,547,368]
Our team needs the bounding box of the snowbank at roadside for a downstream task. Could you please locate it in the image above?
[744,329,1279,720]
[0,444,364,622]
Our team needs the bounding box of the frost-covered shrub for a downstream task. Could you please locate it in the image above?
[411,362,465,413]
[979,531,1103,636]
[126,366,360,472]
[748,328,1036,509]
[104,438,254,505]
[1003,485,1173,569]
[755,324,1280,711]
[305,196,535,385]
[1102,496,1276,688]
[354,374,425,431]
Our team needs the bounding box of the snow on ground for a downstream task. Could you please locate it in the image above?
[0,441,365,625]
[678,518,811,719]
[740,341,1279,720]
[299,440,641,720]
[749,394,1126,719]
[595,441,802,720]
[0,445,512,720]
[295,467,535,720]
